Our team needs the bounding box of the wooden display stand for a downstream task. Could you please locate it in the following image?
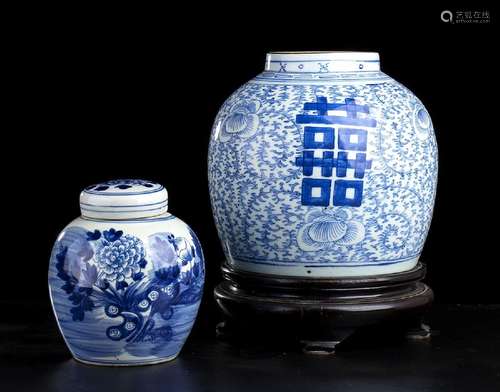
[214,262,433,354]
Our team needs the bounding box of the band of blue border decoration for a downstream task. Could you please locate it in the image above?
[232,254,419,267]
[80,214,176,223]
[80,204,168,214]
[268,59,380,63]
[256,72,388,77]
[252,78,391,84]
[80,199,168,208]
[266,59,380,74]
[252,74,392,83]
[83,186,165,196]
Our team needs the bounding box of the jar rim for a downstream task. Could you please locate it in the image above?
[265,51,380,73]
[268,51,379,56]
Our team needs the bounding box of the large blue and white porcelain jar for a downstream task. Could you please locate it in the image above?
[209,52,437,277]
[48,179,204,366]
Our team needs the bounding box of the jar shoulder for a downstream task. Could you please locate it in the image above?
[215,74,426,116]
[55,214,199,246]
[210,74,435,148]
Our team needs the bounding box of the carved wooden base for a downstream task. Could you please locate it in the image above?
[214,262,433,354]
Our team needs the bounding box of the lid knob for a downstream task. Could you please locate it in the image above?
[80,179,168,220]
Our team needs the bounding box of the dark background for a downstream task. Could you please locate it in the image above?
[3,4,497,332]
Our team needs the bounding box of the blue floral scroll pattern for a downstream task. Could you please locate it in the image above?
[49,226,204,360]
[208,73,437,265]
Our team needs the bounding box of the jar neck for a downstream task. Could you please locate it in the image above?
[265,51,380,73]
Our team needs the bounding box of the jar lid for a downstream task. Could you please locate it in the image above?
[80,179,168,220]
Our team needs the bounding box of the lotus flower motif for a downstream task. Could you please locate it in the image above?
[412,103,433,141]
[219,100,260,142]
[297,208,365,251]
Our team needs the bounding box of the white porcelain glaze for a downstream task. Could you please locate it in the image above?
[209,52,438,278]
[48,179,204,365]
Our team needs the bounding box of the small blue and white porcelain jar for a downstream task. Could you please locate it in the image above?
[209,52,438,277]
[48,179,204,366]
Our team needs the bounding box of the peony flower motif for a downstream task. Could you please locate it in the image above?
[95,234,145,282]
[297,208,365,251]
[219,100,260,142]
